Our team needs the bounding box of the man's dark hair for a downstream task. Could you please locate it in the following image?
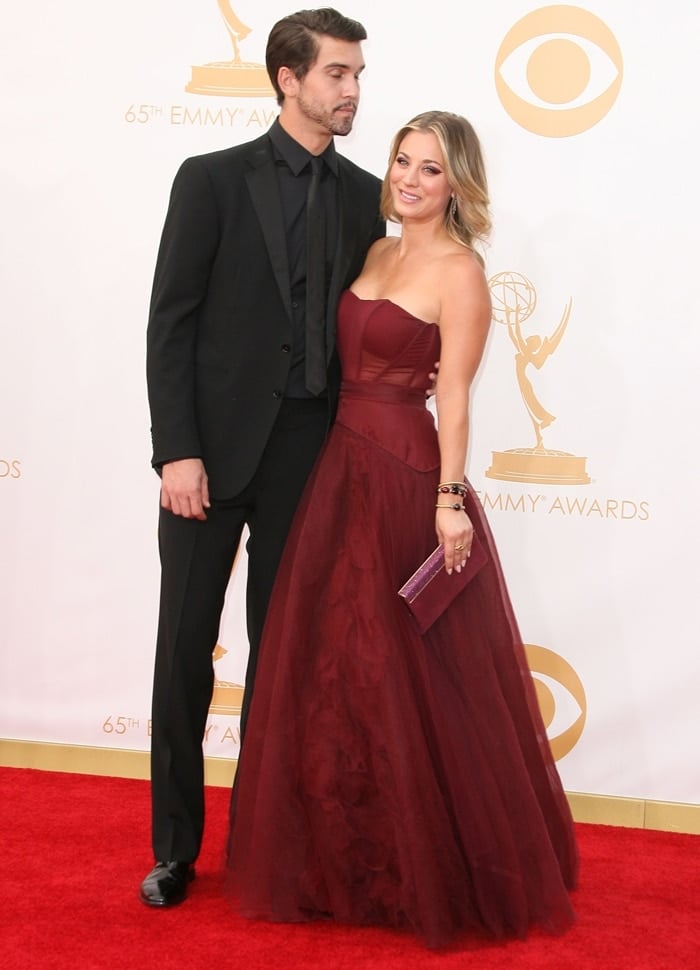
[266,8,367,105]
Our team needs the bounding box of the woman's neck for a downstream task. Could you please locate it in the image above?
[395,218,450,257]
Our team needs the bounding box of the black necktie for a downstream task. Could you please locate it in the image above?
[305,155,327,396]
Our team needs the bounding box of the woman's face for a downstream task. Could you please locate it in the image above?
[389,130,452,223]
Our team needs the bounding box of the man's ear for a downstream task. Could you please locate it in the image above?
[277,66,298,99]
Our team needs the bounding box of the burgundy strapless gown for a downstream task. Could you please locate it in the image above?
[226,291,578,947]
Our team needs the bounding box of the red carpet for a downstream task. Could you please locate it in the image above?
[1,767,697,968]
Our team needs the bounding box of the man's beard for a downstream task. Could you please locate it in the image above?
[297,94,357,136]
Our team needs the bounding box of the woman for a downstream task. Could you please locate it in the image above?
[226,111,578,948]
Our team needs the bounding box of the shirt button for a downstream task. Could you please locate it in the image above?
[281,344,291,353]
[291,300,299,309]
[272,389,282,399]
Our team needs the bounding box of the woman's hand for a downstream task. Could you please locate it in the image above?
[436,506,474,574]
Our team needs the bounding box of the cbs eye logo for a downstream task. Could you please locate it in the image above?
[495,5,623,137]
[525,643,586,760]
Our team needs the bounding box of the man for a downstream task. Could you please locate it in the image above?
[140,8,384,908]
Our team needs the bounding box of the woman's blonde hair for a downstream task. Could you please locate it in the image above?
[380,110,491,265]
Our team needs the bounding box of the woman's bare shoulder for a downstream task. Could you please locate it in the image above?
[365,235,399,261]
[436,250,491,322]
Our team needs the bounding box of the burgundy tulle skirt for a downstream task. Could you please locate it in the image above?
[225,388,578,948]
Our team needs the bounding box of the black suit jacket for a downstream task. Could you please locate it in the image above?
[146,131,385,499]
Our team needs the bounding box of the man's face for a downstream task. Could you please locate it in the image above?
[293,36,365,137]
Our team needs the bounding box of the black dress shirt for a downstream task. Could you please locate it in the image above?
[268,119,338,398]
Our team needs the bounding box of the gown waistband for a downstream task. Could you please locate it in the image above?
[340,380,427,406]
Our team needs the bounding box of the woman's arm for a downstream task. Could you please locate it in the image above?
[434,254,491,573]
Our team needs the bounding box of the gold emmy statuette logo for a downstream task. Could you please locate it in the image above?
[525,644,586,760]
[209,644,244,715]
[186,2,274,97]
[495,5,623,137]
[486,271,590,485]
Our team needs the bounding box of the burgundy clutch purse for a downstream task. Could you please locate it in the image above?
[398,533,488,633]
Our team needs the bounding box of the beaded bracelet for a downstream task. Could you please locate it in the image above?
[435,502,465,511]
[436,482,467,497]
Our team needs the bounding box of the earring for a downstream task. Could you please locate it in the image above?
[451,197,458,219]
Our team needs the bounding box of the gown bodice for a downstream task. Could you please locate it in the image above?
[337,290,441,389]
[335,290,443,471]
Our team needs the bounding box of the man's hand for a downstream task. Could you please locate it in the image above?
[426,360,440,398]
[160,458,210,520]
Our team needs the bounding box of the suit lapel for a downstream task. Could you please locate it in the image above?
[245,146,369,350]
[326,164,361,360]
[245,144,293,322]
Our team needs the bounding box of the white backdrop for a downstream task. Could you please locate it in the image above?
[1,1,698,806]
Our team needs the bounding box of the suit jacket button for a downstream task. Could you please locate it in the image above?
[281,344,291,353]
[272,389,282,399]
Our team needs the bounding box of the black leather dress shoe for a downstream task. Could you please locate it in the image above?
[139,861,195,907]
